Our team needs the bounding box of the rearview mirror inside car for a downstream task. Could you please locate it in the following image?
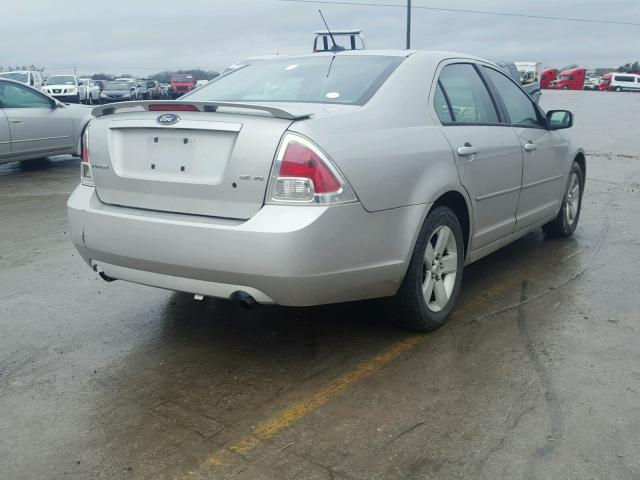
[547,110,573,130]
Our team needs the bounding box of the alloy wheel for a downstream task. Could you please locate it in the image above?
[422,225,458,312]
[565,172,580,226]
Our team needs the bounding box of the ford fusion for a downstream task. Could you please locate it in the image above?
[68,51,585,331]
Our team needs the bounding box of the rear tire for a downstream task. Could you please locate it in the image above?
[390,206,464,332]
[543,161,584,237]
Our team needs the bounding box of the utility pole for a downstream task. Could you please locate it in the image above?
[406,0,411,49]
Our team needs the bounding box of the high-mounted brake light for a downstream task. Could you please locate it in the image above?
[80,128,94,186]
[148,104,199,111]
[267,133,356,205]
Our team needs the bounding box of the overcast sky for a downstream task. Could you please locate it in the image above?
[1,0,639,76]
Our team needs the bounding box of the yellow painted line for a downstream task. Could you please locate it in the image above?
[187,334,425,475]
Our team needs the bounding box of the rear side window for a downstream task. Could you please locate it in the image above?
[615,75,634,82]
[436,64,499,124]
[482,67,541,127]
[186,55,403,106]
[433,83,453,123]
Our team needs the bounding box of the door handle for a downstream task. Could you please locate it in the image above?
[457,145,478,157]
[10,119,23,124]
[524,142,537,151]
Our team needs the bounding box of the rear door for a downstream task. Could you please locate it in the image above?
[433,62,523,250]
[0,82,75,156]
[90,110,292,219]
[0,109,10,159]
[481,66,568,229]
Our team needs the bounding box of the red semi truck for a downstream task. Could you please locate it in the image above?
[168,74,196,99]
[549,68,586,90]
[540,69,557,89]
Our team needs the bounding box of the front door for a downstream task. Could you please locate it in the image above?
[433,62,524,250]
[481,66,569,229]
[0,82,74,157]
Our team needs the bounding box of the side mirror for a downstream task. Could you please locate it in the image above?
[547,110,573,130]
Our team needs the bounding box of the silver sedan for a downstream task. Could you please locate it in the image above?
[0,79,91,164]
[68,51,585,331]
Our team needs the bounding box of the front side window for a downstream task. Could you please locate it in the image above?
[186,55,403,106]
[436,63,499,124]
[482,67,541,127]
[0,83,52,108]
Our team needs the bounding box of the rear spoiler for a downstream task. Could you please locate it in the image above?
[91,100,311,121]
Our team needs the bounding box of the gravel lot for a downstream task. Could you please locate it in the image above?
[1,90,639,479]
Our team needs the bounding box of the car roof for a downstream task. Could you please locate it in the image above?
[251,49,490,63]
[0,78,28,85]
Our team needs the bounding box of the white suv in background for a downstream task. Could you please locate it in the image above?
[609,73,640,92]
[0,70,45,89]
[42,75,88,103]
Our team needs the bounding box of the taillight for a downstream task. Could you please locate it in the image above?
[80,128,94,186]
[148,104,199,111]
[267,133,356,205]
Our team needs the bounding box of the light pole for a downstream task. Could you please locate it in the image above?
[406,0,411,49]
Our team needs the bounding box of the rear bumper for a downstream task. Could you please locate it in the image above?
[68,185,426,306]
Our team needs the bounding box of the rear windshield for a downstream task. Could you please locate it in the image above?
[186,55,403,106]
[172,75,193,81]
[0,72,28,83]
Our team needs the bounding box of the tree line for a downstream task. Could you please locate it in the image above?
[616,61,640,73]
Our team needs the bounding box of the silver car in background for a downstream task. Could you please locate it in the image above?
[0,79,92,165]
[68,51,585,331]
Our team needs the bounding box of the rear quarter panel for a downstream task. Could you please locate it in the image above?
[289,53,465,214]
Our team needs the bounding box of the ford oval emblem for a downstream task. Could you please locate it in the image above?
[157,113,180,125]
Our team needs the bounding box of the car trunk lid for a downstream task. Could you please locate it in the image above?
[88,102,309,219]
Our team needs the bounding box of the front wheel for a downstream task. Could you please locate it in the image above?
[543,161,584,237]
[390,206,465,332]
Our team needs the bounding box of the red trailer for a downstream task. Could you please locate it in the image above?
[598,72,613,91]
[549,68,586,90]
[540,68,557,89]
